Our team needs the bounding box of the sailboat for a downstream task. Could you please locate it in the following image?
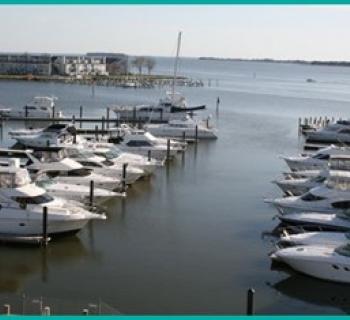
[112,32,206,122]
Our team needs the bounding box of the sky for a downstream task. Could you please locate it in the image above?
[1,5,350,60]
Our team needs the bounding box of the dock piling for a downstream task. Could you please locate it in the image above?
[101,116,105,136]
[95,125,99,141]
[216,96,220,112]
[246,288,255,315]
[195,125,198,143]
[89,180,94,207]
[147,150,151,162]
[106,107,110,129]
[72,115,76,125]
[166,139,171,161]
[52,105,56,119]
[25,105,28,118]
[42,206,48,247]
[182,131,186,142]
[79,106,83,128]
[122,163,128,193]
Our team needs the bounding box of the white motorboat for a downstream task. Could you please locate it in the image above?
[0,96,63,119]
[52,145,145,184]
[281,145,350,172]
[272,171,328,196]
[112,92,206,122]
[36,179,123,204]
[9,123,76,148]
[278,212,350,231]
[34,158,123,192]
[270,244,350,284]
[88,142,161,174]
[306,120,350,144]
[144,115,218,140]
[112,130,183,160]
[0,159,105,237]
[267,171,350,214]
[105,123,188,152]
[278,230,350,248]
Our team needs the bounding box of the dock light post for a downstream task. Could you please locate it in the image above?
[246,288,255,315]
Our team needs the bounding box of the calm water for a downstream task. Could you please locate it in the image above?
[1,58,350,314]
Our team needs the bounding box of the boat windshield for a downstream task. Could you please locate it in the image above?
[300,192,326,201]
[312,176,327,183]
[13,194,53,205]
[100,147,121,160]
[335,244,350,257]
[312,154,330,160]
[46,168,91,178]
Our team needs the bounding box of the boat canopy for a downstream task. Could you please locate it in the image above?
[335,244,350,257]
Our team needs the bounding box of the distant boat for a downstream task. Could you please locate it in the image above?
[0,96,64,118]
[306,78,316,83]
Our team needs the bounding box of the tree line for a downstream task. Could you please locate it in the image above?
[131,57,156,75]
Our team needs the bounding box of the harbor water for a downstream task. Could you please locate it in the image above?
[2,58,350,314]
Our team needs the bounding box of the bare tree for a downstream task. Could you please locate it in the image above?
[131,57,146,75]
[145,58,156,75]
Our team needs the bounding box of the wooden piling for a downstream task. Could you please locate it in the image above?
[72,115,76,125]
[147,150,151,162]
[95,125,99,141]
[101,116,105,136]
[122,163,128,193]
[42,206,48,247]
[133,106,136,122]
[246,288,255,315]
[79,106,83,128]
[166,139,171,161]
[106,107,110,129]
[89,180,94,207]
[216,97,220,112]
[25,105,28,118]
[0,119,3,141]
[195,125,198,142]
[182,131,186,142]
[52,105,56,119]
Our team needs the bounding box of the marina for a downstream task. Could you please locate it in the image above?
[4,56,350,314]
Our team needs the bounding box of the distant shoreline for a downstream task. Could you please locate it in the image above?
[198,57,350,67]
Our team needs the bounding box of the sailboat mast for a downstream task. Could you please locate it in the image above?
[172,31,182,100]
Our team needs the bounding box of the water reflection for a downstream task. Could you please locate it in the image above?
[0,237,91,294]
[270,266,350,314]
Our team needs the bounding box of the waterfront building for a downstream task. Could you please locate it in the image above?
[0,53,52,75]
[54,55,109,77]
[87,53,129,75]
